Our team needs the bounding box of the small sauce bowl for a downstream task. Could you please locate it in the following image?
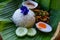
[22,1,38,9]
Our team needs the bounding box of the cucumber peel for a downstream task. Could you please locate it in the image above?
[27,28,37,36]
[16,27,28,37]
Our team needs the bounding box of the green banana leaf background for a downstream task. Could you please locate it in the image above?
[0,0,60,40]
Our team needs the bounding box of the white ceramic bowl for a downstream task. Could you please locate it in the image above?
[22,1,38,9]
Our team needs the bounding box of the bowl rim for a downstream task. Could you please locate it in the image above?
[22,1,38,9]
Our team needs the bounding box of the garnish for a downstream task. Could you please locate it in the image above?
[16,27,28,37]
[20,6,29,15]
[32,9,50,23]
[27,28,37,36]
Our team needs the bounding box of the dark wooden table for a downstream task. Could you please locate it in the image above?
[0,35,2,40]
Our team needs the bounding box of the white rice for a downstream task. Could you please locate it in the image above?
[12,9,35,28]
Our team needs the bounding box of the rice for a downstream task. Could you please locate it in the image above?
[12,8,35,28]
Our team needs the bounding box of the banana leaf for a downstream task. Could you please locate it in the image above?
[0,0,60,40]
[35,0,50,11]
[50,0,60,10]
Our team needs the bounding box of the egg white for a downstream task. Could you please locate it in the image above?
[36,22,52,32]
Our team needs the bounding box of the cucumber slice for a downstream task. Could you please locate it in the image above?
[16,27,28,37]
[27,28,37,36]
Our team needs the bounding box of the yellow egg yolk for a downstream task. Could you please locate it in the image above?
[38,23,46,29]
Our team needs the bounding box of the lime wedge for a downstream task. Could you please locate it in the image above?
[16,27,28,37]
[27,28,37,36]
